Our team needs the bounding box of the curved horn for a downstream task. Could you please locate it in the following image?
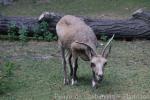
[101,34,115,56]
[75,41,97,56]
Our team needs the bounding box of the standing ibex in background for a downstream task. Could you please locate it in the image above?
[39,13,114,88]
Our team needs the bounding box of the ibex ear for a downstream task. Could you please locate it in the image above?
[87,47,96,59]
[75,41,97,57]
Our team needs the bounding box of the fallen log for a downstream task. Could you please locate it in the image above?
[0,0,13,5]
[0,9,150,39]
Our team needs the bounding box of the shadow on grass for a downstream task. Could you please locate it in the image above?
[78,76,91,86]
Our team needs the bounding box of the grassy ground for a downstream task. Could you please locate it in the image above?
[0,40,150,100]
[0,0,150,18]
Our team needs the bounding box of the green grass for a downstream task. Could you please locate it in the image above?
[1,0,150,18]
[0,40,150,100]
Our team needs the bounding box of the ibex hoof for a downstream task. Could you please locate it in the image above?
[64,79,69,85]
[71,79,78,85]
[92,80,98,89]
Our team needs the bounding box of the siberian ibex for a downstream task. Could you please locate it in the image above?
[39,13,114,88]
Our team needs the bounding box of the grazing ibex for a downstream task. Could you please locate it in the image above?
[39,13,114,88]
[56,15,114,88]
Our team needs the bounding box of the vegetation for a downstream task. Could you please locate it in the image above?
[33,21,57,41]
[7,21,57,41]
[100,33,108,41]
[7,22,18,40]
[18,26,28,42]
[0,61,15,94]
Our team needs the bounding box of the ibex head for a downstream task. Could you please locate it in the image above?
[89,34,114,82]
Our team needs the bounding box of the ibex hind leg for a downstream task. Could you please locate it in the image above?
[70,43,80,85]
[65,50,73,77]
[61,46,69,85]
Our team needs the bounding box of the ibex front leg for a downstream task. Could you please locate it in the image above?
[61,46,69,85]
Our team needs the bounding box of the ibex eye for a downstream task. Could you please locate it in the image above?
[91,63,95,67]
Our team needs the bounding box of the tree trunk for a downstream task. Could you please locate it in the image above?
[0,9,150,39]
